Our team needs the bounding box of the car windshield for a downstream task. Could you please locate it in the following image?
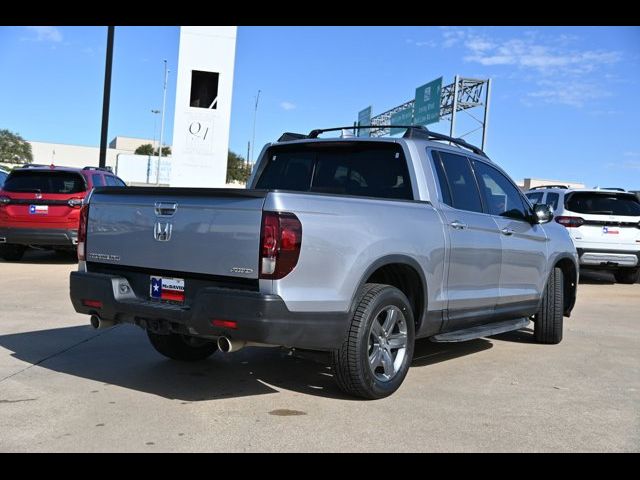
[3,170,86,194]
[255,142,413,200]
[566,192,640,216]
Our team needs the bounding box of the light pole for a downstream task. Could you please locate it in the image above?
[151,109,160,153]
[156,60,169,185]
[250,89,261,165]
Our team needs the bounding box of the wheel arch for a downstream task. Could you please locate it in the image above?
[352,255,428,332]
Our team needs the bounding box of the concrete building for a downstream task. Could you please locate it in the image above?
[517,178,586,191]
[22,137,160,171]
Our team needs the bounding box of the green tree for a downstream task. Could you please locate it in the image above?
[226,150,252,183]
[134,144,172,156]
[0,129,33,164]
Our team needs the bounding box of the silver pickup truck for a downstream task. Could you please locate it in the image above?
[69,125,578,399]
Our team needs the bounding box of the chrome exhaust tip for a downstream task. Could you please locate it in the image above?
[217,336,246,353]
[90,314,115,330]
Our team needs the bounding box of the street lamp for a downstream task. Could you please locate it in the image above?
[156,59,169,185]
[151,109,160,153]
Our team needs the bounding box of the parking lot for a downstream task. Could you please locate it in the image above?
[0,250,638,452]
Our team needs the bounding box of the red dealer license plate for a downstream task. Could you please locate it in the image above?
[150,276,185,303]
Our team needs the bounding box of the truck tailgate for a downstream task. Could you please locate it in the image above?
[86,187,266,279]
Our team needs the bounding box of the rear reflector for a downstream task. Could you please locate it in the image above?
[82,299,103,308]
[211,319,238,329]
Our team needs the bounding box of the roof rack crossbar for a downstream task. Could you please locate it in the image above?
[83,166,113,173]
[299,125,487,157]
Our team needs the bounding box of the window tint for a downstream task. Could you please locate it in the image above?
[473,161,529,221]
[545,192,560,212]
[525,192,544,204]
[566,192,640,217]
[3,171,86,194]
[436,151,483,213]
[92,174,105,187]
[105,175,126,187]
[256,144,413,200]
[432,153,452,206]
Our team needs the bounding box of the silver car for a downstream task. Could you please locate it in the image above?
[69,125,579,399]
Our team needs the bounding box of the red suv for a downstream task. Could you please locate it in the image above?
[0,164,126,261]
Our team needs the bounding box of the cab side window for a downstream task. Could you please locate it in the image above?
[91,173,105,187]
[473,161,529,221]
[105,175,126,187]
[432,151,483,213]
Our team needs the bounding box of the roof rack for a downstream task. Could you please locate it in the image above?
[83,166,113,173]
[277,125,487,157]
[528,184,569,190]
[18,163,51,169]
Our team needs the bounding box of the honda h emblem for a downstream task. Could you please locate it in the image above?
[154,222,173,242]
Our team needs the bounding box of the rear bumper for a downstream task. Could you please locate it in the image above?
[577,248,640,268]
[69,271,350,351]
[0,227,78,246]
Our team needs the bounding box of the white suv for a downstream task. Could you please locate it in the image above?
[525,186,640,284]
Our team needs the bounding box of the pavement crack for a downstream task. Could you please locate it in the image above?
[0,326,119,385]
[0,398,38,404]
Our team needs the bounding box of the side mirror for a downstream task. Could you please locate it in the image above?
[533,204,554,224]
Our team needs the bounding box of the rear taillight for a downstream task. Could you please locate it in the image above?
[68,198,84,208]
[77,202,90,261]
[555,216,584,228]
[259,211,302,279]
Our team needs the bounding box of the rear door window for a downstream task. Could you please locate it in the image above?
[566,192,640,216]
[256,143,413,200]
[2,171,86,194]
[434,151,483,213]
[545,192,560,211]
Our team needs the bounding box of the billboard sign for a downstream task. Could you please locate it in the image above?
[358,106,372,137]
[390,106,414,135]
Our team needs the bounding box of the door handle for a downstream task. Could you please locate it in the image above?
[500,228,514,236]
[450,221,467,230]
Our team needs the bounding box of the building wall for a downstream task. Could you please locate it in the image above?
[518,178,586,191]
[28,141,129,170]
[108,136,157,151]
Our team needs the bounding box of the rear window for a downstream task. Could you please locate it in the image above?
[105,175,126,187]
[3,170,86,194]
[255,143,413,200]
[566,192,640,217]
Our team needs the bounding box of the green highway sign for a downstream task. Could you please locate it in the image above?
[358,106,372,137]
[414,77,442,126]
[390,106,414,135]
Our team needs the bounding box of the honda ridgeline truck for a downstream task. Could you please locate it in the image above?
[69,126,578,399]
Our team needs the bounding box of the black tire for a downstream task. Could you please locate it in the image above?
[331,283,415,400]
[613,268,639,284]
[147,331,218,361]
[0,244,26,262]
[534,267,564,344]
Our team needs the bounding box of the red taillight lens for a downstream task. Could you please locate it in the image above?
[259,211,302,279]
[77,203,90,261]
[555,216,584,228]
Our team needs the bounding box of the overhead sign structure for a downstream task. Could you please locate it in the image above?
[390,106,414,135]
[414,77,442,126]
[358,106,372,137]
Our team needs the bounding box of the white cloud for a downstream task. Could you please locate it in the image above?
[406,38,436,48]
[440,27,466,48]
[23,26,63,43]
[280,101,296,111]
[527,80,612,108]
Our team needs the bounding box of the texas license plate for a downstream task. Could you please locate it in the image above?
[150,276,185,303]
[29,205,48,215]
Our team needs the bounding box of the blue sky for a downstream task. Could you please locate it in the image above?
[0,26,639,188]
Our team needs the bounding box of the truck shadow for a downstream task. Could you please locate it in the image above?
[0,325,491,402]
[578,269,616,285]
[0,249,77,265]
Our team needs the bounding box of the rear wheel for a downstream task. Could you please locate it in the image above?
[331,283,415,400]
[0,244,26,262]
[147,331,218,361]
[613,268,639,284]
[534,267,564,344]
